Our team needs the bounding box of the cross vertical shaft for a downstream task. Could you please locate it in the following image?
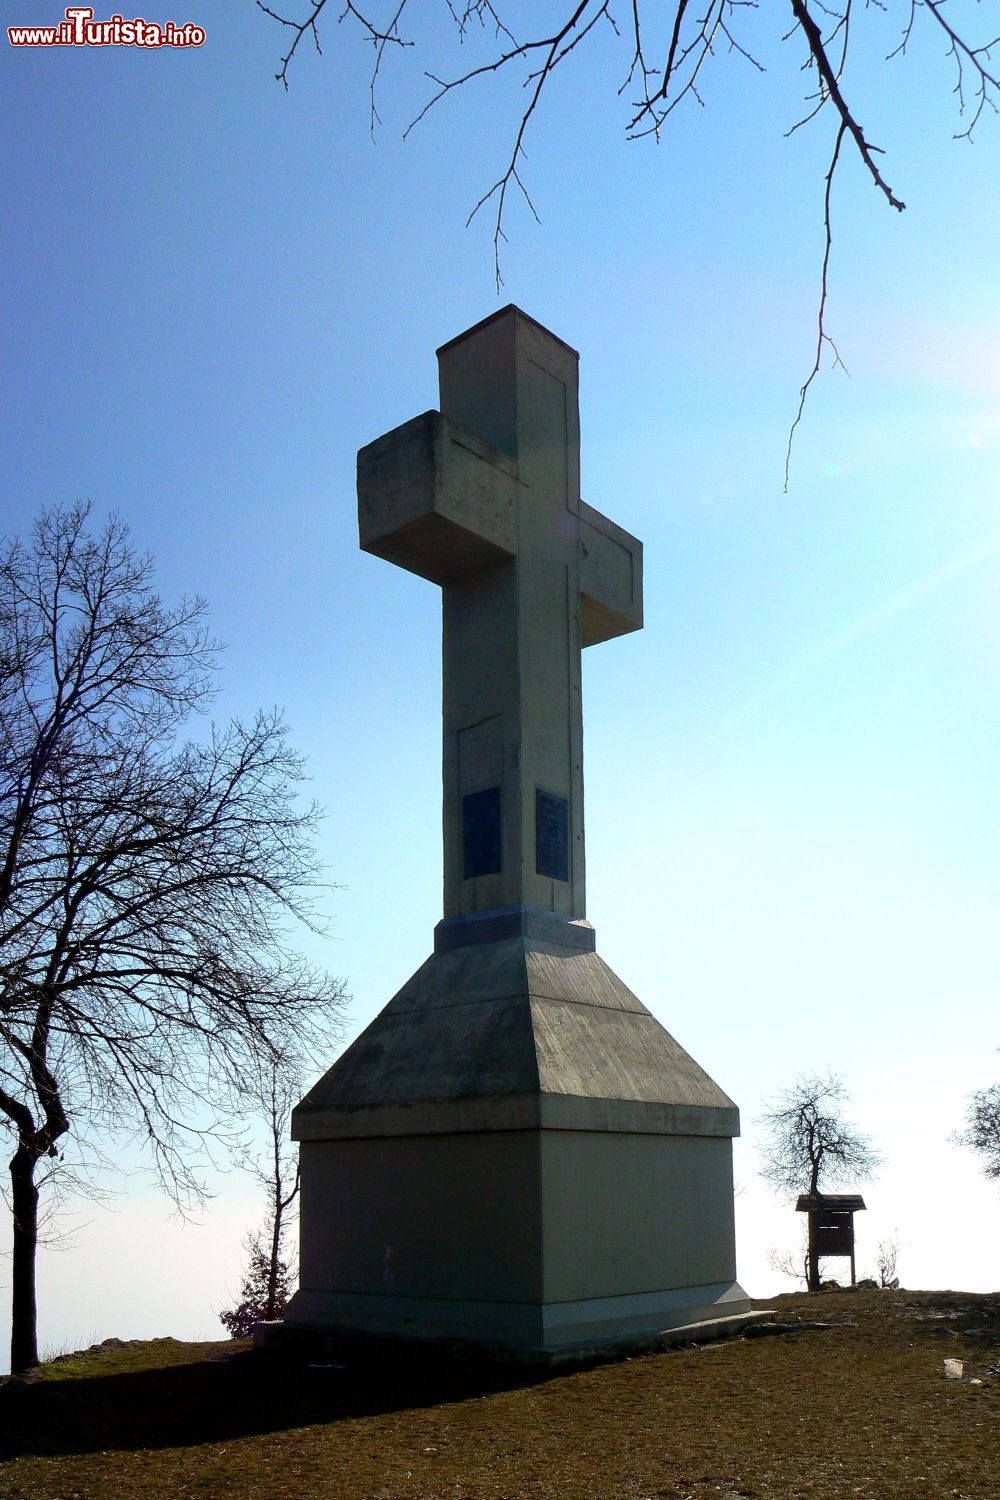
[357,306,643,930]
[438,312,585,919]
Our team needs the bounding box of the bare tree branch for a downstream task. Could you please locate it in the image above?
[917,0,1000,140]
[790,0,906,211]
[259,3,998,467]
[257,0,414,92]
[785,119,849,492]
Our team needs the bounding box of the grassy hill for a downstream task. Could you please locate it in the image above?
[1,1289,997,1498]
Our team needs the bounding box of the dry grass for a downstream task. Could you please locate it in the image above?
[1,1288,998,1498]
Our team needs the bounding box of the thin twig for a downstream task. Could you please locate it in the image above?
[785,120,848,491]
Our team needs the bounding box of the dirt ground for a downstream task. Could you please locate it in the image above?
[1,1288,998,1499]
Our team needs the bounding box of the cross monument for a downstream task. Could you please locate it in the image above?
[284,308,751,1357]
[359,307,641,928]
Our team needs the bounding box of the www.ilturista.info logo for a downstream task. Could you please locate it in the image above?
[8,7,205,46]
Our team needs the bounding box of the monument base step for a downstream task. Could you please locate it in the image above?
[254,1308,772,1368]
[257,1280,765,1366]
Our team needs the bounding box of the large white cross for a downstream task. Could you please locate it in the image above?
[358,307,643,925]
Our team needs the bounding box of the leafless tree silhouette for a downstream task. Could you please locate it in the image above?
[0,505,346,1372]
[228,1056,310,1328]
[759,1071,881,1199]
[876,1233,902,1288]
[960,1082,1000,1181]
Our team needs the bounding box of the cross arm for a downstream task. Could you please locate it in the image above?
[579,501,643,647]
[358,410,520,585]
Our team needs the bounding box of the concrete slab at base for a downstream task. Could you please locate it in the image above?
[256,1303,769,1369]
[285,1279,752,1352]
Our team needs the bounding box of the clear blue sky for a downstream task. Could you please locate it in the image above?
[2,4,999,1364]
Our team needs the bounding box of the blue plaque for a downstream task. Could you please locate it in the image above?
[463,786,501,879]
[536,789,569,882]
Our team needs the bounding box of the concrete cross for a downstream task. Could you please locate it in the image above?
[358,306,643,926]
[284,308,748,1359]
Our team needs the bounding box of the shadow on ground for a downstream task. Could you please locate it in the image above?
[0,1344,554,1458]
[3,1290,999,1469]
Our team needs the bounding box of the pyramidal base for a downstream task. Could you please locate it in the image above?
[281,908,751,1355]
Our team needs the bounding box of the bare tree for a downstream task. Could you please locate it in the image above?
[258,3,998,479]
[232,1055,306,1328]
[959,1083,1000,1181]
[0,505,347,1373]
[220,1057,304,1337]
[875,1234,902,1289]
[758,1072,880,1289]
[759,1072,881,1200]
[767,1235,809,1289]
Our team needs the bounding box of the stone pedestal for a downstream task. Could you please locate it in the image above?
[285,909,750,1354]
